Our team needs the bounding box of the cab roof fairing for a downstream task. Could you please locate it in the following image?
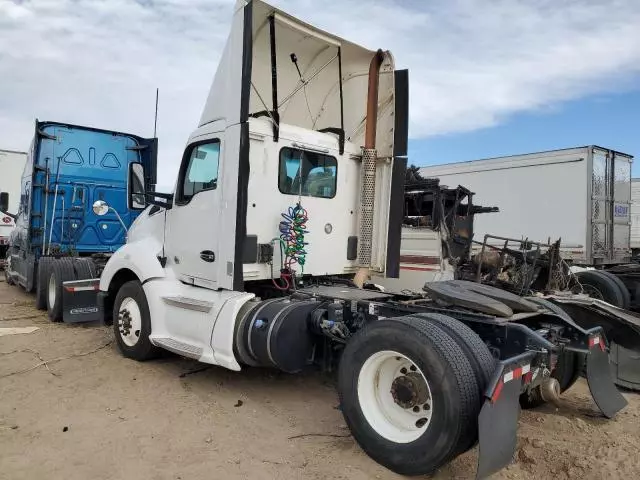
[198,0,396,157]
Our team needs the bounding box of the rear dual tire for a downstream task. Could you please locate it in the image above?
[41,257,98,320]
[338,314,493,476]
[574,270,630,309]
[35,257,53,309]
[46,258,76,321]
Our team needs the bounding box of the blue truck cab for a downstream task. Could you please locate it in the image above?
[3,120,157,321]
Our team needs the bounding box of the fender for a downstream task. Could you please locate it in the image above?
[99,235,166,292]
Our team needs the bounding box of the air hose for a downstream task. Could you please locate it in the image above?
[280,203,308,272]
[273,202,309,290]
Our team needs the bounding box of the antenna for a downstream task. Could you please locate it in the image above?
[153,87,159,138]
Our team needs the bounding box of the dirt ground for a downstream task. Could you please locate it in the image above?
[1,278,639,480]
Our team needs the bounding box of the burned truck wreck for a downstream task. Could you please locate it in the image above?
[398,166,640,392]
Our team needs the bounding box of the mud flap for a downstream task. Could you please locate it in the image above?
[62,278,102,323]
[476,352,534,479]
[586,335,627,418]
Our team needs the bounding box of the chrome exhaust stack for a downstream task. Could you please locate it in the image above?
[354,49,385,288]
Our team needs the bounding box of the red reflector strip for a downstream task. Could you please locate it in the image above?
[589,336,605,351]
[491,364,531,403]
[491,380,504,403]
[523,371,533,385]
[503,364,530,383]
[64,285,100,292]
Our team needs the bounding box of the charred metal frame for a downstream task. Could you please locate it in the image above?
[472,234,560,294]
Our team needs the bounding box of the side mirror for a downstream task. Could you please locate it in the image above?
[128,163,146,209]
[0,192,8,213]
[92,200,109,216]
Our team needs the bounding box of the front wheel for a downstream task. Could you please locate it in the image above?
[113,280,160,361]
[338,317,479,476]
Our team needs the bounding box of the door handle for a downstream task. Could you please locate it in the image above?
[200,250,216,263]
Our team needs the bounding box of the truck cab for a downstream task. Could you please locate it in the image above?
[3,120,157,321]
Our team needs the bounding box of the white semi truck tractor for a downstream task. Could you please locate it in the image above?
[92,1,626,477]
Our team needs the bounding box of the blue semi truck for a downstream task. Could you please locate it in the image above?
[1,120,157,321]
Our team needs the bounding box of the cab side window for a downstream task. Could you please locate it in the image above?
[278,147,337,199]
[178,141,220,203]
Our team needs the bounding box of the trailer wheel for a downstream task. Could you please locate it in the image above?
[574,270,626,308]
[113,280,160,361]
[46,258,77,321]
[35,257,53,310]
[338,317,478,476]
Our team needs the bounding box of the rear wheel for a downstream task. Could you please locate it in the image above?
[46,258,77,321]
[598,271,630,310]
[113,280,160,361]
[574,270,626,308]
[35,257,53,309]
[338,317,478,476]
[412,313,495,453]
[73,257,97,280]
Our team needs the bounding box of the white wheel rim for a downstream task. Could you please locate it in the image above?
[118,297,143,347]
[48,274,56,308]
[357,350,433,443]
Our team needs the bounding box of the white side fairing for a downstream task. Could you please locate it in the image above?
[99,206,167,289]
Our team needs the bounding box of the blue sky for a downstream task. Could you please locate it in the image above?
[410,88,640,174]
[1,0,640,189]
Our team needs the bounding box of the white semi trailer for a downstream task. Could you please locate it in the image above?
[631,178,640,255]
[421,147,634,265]
[87,3,625,478]
[419,147,640,307]
[0,149,28,268]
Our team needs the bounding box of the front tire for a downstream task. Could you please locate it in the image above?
[113,280,160,361]
[338,317,479,476]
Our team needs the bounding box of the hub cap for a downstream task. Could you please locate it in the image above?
[118,297,142,347]
[357,350,433,443]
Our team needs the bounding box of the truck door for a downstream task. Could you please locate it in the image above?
[612,152,632,262]
[164,137,223,289]
[591,148,632,263]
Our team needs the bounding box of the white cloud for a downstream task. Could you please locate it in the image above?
[1,0,639,189]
